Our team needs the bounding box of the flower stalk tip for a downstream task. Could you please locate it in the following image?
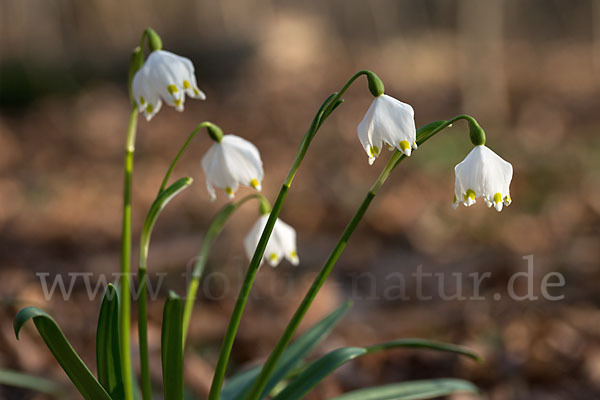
[258,196,271,215]
[144,27,163,52]
[365,70,385,97]
[206,123,224,142]
[468,118,486,146]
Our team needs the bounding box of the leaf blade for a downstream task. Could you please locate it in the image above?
[221,301,352,400]
[328,379,479,400]
[13,307,112,400]
[162,291,184,400]
[273,347,367,400]
[96,283,124,398]
[0,369,64,398]
[273,338,481,400]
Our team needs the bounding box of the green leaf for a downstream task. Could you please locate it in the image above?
[273,347,366,400]
[162,291,184,400]
[96,283,124,398]
[0,369,64,398]
[365,338,482,362]
[13,307,112,400]
[328,379,479,400]
[273,339,481,400]
[221,301,352,400]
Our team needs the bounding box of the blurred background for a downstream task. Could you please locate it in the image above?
[1,0,600,399]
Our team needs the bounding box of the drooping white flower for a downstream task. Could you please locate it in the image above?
[244,214,299,267]
[453,145,513,212]
[357,94,417,164]
[132,50,206,121]
[201,135,264,201]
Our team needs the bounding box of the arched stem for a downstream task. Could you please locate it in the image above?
[208,70,380,400]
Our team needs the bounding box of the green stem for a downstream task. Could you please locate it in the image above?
[158,121,221,193]
[138,268,151,400]
[208,186,289,400]
[120,105,138,400]
[181,194,266,349]
[245,115,472,400]
[207,70,375,400]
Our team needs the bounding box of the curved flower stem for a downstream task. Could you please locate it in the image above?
[390,114,480,172]
[244,115,475,400]
[158,121,222,193]
[120,104,138,400]
[207,70,376,400]
[181,193,268,349]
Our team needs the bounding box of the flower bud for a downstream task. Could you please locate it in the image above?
[468,118,486,146]
[145,28,163,52]
[366,71,385,97]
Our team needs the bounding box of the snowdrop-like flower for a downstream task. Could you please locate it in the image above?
[201,135,264,201]
[357,94,417,164]
[453,145,513,212]
[132,50,206,121]
[244,215,299,267]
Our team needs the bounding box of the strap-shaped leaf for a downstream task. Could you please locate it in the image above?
[0,369,64,398]
[273,347,366,400]
[328,379,479,400]
[273,339,481,400]
[13,307,112,400]
[221,301,352,400]
[96,283,124,398]
[162,291,184,400]
[365,338,481,361]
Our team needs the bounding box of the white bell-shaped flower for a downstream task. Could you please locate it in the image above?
[453,145,513,212]
[201,135,264,201]
[357,94,417,164]
[132,50,206,121]
[244,214,299,267]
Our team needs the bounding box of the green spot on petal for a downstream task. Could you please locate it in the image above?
[493,192,502,204]
[183,80,191,89]
[399,140,410,152]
